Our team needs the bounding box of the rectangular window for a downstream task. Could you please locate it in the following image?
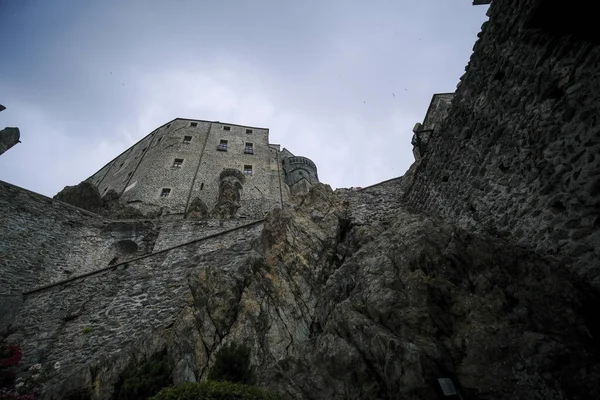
[160,188,171,197]
[243,165,253,175]
[217,140,228,152]
[244,143,254,154]
[246,129,253,134]
[183,136,192,144]
[223,126,231,131]
[172,158,184,168]
[190,122,198,127]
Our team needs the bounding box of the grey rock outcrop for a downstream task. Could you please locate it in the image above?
[8,184,599,400]
[53,181,153,219]
[0,127,21,156]
[169,183,600,400]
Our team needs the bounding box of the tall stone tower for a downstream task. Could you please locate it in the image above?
[87,118,319,219]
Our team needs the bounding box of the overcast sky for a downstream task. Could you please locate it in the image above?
[0,0,489,197]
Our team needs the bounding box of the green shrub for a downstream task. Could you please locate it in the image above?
[208,343,254,385]
[114,352,171,400]
[82,327,93,334]
[150,381,282,400]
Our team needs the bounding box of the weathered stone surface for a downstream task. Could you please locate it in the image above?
[85,120,291,220]
[4,2,600,399]
[5,184,599,400]
[0,127,21,156]
[402,0,600,289]
[0,181,158,294]
[213,169,245,222]
[6,223,264,399]
[54,182,154,219]
[186,197,209,219]
[53,181,104,211]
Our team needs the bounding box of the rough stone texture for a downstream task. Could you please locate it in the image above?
[0,294,22,334]
[4,2,600,399]
[412,93,454,160]
[186,197,209,219]
[86,119,293,219]
[54,182,153,219]
[281,153,319,196]
[336,177,405,226]
[5,184,600,400]
[53,181,104,211]
[6,223,264,399]
[403,0,600,289]
[0,127,20,156]
[212,169,245,222]
[152,219,262,252]
[0,181,158,294]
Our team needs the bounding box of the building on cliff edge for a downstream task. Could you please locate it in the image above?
[86,118,319,219]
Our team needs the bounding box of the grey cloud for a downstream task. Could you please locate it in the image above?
[0,0,489,196]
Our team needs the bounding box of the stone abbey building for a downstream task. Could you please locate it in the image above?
[87,118,319,219]
[3,0,600,398]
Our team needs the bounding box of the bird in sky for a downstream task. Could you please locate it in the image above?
[392,93,395,97]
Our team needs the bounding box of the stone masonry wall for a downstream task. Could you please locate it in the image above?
[0,181,158,294]
[336,177,405,226]
[153,218,262,251]
[403,0,600,288]
[87,119,287,219]
[5,222,264,398]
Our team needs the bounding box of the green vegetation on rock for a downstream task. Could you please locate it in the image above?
[114,352,171,400]
[150,381,282,400]
[208,343,255,385]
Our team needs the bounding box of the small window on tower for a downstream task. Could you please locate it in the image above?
[243,165,253,175]
[223,126,231,131]
[244,143,254,154]
[160,188,172,197]
[190,122,198,127]
[183,136,192,144]
[173,158,184,168]
[217,140,228,151]
[246,129,253,134]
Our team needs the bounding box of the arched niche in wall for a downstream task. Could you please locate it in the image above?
[114,239,139,255]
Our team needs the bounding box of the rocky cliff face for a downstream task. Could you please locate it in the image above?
[156,183,599,400]
[5,183,600,399]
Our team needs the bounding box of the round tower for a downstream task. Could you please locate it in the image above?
[281,155,319,196]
